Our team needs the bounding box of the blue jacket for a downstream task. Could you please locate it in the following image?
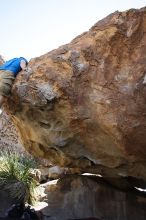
[0,57,28,77]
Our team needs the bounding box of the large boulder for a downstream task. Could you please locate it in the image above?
[5,8,146,184]
[41,175,146,220]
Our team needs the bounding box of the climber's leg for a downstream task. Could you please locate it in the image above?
[0,70,14,93]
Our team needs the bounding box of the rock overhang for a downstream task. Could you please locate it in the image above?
[5,7,146,188]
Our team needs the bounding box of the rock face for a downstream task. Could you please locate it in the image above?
[0,111,25,153]
[0,56,26,154]
[42,175,146,220]
[6,8,146,185]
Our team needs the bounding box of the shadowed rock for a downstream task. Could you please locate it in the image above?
[41,175,146,220]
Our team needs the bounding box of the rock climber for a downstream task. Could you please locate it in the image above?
[0,57,29,107]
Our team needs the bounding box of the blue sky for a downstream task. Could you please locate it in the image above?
[0,0,146,61]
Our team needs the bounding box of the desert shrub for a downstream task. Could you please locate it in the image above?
[0,150,38,204]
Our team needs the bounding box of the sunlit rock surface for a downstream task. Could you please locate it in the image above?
[6,8,146,186]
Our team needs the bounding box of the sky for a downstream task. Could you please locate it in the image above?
[0,0,146,61]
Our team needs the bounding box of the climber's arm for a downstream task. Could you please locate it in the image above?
[20,59,27,70]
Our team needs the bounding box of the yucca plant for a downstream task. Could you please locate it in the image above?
[0,150,38,205]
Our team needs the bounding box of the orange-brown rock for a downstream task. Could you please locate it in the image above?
[6,8,146,185]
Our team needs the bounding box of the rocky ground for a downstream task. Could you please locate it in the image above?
[1,174,146,220]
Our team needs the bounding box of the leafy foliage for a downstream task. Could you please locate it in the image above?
[0,151,38,204]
